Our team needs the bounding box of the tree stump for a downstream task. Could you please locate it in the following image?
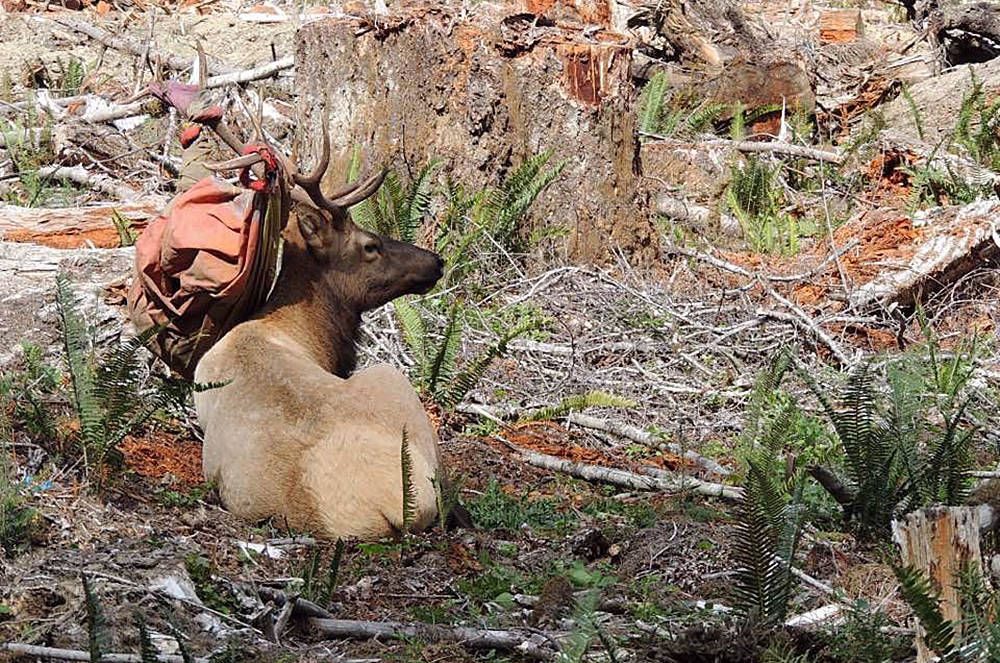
[294,4,657,266]
[891,505,995,662]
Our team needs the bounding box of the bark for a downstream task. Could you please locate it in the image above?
[294,6,656,266]
[881,56,1000,143]
[510,441,743,499]
[891,506,994,662]
[0,242,134,368]
[818,9,865,44]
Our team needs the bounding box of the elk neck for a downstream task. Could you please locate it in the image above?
[255,240,361,378]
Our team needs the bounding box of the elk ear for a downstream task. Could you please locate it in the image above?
[297,210,327,256]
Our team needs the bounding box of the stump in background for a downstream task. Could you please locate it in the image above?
[294,5,657,266]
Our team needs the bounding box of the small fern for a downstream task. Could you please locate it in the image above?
[400,427,416,534]
[523,391,636,423]
[83,574,108,663]
[56,274,226,491]
[893,564,959,661]
[395,299,536,410]
[349,154,443,243]
[137,613,158,663]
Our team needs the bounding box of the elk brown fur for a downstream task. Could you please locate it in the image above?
[193,133,448,539]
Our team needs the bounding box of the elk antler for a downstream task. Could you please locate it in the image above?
[292,124,387,213]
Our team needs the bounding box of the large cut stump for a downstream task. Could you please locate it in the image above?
[294,6,656,265]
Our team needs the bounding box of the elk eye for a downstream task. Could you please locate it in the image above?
[364,242,380,255]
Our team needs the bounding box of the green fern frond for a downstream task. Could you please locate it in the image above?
[893,564,958,659]
[400,427,416,534]
[394,298,428,368]
[523,391,636,423]
[322,539,345,606]
[638,71,671,135]
[56,275,100,458]
[902,85,925,141]
[481,152,565,253]
[426,301,464,396]
[733,459,795,623]
[401,160,442,243]
[82,574,108,663]
[440,319,536,410]
[168,623,195,663]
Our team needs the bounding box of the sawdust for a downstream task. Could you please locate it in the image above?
[120,433,204,485]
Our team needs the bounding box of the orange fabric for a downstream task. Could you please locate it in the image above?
[127,176,280,379]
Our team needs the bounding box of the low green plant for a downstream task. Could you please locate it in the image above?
[801,341,978,539]
[637,73,728,139]
[823,599,908,663]
[893,563,1000,661]
[349,154,442,243]
[953,68,1000,170]
[394,298,536,409]
[111,210,138,247]
[731,354,806,625]
[726,156,799,255]
[522,391,635,423]
[0,341,63,443]
[468,478,576,533]
[184,553,238,615]
[0,452,37,557]
[56,274,224,492]
[83,574,109,662]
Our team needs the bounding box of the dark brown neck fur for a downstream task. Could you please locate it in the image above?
[256,240,360,378]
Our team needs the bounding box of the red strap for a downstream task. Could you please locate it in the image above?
[238,144,281,193]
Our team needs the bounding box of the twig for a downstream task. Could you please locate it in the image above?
[641,134,843,164]
[307,618,561,661]
[2,643,208,663]
[499,436,743,500]
[757,289,852,367]
[271,593,298,645]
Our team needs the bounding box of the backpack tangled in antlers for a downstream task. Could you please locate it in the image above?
[126,80,291,379]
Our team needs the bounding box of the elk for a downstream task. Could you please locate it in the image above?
[192,127,452,540]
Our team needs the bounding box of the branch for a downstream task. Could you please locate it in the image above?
[501,438,743,500]
[307,618,561,661]
[205,56,293,88]
[565,412,731,477]
[2,643,207,663]
[807,464,854,506]
[36,165,143,202]
[50,18,232,75]
[641,134,843,164]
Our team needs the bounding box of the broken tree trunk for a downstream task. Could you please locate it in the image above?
[900,0,1000,66]
[892,505,998,662]
[818,9,865,44]
[294,4,656,265]
[847,199,1000,311]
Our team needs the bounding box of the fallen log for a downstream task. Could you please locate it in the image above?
[847,199,1000,311]
[501,437,743,500]
[1,643,207,663]
[0,198,164,248]
[641,136,843,165]
[35,165,144,202]
[307,618,561,661]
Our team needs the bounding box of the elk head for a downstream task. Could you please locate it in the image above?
[209,127,444,316]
